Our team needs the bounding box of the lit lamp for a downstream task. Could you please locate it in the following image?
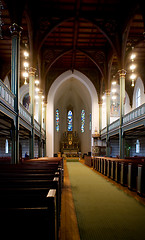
[130,73,136,87]
[130,49,137,87]
[23,71,28,85]
[24,51,29,59]
[23,50,29,85]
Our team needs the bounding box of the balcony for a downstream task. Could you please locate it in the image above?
[0,79,46,136]
[101,103,145,139]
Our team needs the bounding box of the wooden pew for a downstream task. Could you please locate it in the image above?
[0,188,58,239]
[0,157,63,239]
[92,156,145,196]
[137,164,145,196]
[84,155,93,167]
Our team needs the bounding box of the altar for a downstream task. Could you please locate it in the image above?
[61,131,80,157]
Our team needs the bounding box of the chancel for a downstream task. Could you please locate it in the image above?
[0,0,145,239]
[61,131,80,157]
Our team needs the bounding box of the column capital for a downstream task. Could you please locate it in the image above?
[98,99,103,105]
[118,69,127,76]
[29,67,37,76]
[105,89,111,96]
[38,90,43,96]
[9,23,23,36]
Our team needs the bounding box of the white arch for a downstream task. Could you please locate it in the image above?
[46,69,99,157]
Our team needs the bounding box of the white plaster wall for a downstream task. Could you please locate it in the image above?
[4,76,10,89]
[46,70,99,157]
[54,77,92,154]
[19,83,39,121]
[133,76,145,109]
[102,83,131,129]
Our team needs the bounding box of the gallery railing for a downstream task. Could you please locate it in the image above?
[0,79,15,110]
[101,103,145,137]
[0,79,45,136]
[123,103,145,125]
[19,103,31,124]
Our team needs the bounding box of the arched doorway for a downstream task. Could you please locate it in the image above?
[46,70,99,157]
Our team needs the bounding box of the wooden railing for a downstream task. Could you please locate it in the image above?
[19,103,31,124]
[101,103,145,136]
[0,79,46,136]
[0,79,15,110]
[123,103,145,125]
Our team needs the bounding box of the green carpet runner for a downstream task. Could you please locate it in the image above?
[67,162,145,240]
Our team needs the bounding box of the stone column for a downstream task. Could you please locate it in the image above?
[118,69,126,159]
[29,67,36,159]
[106,90,110,157]
[99,100,103,133]
[43,102,47,156]
[10,23,22,164]
[38,91,43,157]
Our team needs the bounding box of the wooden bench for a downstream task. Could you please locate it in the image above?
[0,157,63,239]
[92,156,145,196]
[0,188,58,239]
[84,155,93,167]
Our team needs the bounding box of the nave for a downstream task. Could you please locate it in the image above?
[60,160,145,240]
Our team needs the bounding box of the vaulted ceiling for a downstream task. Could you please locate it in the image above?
[0,0,145,103]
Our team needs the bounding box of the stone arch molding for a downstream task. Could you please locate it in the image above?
[46,69,99,157]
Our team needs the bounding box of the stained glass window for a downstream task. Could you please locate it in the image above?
[56,109,59,132]
[81,110,85,132]
[136,139,140,153]
[5,139,8,153]
[68,110,73,131]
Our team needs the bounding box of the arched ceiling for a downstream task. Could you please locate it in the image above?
[54,77,92,112]
[0,0,145,101]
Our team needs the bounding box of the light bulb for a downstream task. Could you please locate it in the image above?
[112,95,116,100]
[35,79,40,85]
[24,51,29,58]
[130,64,136,71]
[131,80,134,87]
[35,87,39,92]
[130,53,136,61]
[112,81,116,85]
[24,61,29,68]
[112,88,116,93]
[23,71,28,78]
[102,95,105,100]
[24,78,27,85]
[130,73,136,80]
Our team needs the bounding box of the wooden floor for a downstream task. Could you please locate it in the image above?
[59,160,80,240]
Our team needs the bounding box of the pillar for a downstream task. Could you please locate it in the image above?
[118,69,126,159]
[38,91,42,157]
[43,102,47,156]
[29,67,36,159]
[10,23,22,164]
[99,100,103,133]
[106,90,110,156]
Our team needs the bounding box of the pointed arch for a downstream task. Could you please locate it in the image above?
[46,70,99,157]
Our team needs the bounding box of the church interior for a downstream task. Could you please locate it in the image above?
[0,0,145,239]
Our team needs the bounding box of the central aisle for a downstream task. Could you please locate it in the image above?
[67,162,145,240]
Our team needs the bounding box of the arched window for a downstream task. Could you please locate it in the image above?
[56,109,59,132]
[5,139,8,154]
[136,88,141,108]
[81,110,85,132]
[89,113,92,131]
[23,93,30,110]
[110,93,120,117]
[68,110,73,131]
[136,139,140,153]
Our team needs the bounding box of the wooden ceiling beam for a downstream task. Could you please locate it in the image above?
[71,0,81,72]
